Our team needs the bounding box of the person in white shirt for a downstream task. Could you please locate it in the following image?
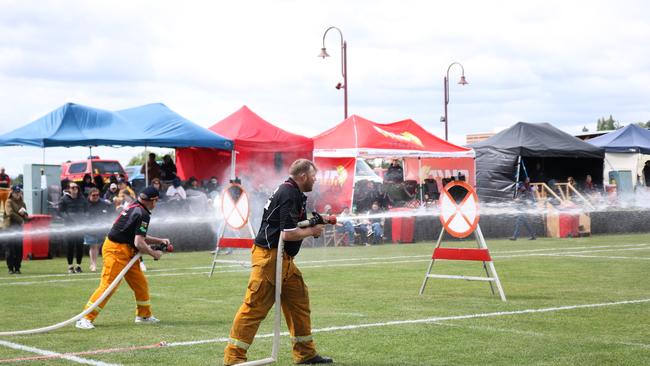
[166,178,187,201]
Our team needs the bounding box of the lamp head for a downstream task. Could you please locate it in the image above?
[440,116,446,123]
[335,82,343,90]
[318,47,330,58]
[458,75,468,85]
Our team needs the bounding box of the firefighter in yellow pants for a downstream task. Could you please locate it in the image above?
[224,159,333,365]
[76,186,170,330]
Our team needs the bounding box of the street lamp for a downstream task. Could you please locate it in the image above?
[319,26,348,119]
[442,62,468,141]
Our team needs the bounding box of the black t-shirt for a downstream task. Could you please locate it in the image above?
[254,177,307,257]
[108,201,151,246]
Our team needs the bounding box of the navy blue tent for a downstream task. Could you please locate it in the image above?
[587,123,650,154]
[0,103,233,150]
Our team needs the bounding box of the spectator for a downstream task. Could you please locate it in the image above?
[0,167,11,188]
[79,173,96,197]
[160,154,177,182]
[85,188,112,272]
[510,177,536,241]
[365,201,385,245]
[60,178,71,194]
[140,152,162,183]
[150,178,166,201]
[356,180,378,213]
[117,180,136,205]
[59,182,88,273]
[336,206,356,245]
[187,176,206,194]
[583,174,596,192]
[166,178,187,207]
[323,204,333,215]
[93,174,105,194]
[205,176,220,200]
[376,183,394,210]
[644,161,650,187]
[385,159,404,183]
[5,185,28,274]
[103,183,119,203]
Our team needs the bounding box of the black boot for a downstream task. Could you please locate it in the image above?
[297,355,333,364]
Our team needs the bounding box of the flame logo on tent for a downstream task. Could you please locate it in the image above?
[372,126,424,147]
[318,165,348,187]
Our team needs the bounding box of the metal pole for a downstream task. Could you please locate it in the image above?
[443,76,449,141]
[343,40,348,119]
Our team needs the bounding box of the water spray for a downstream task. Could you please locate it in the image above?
[0,244,173,337]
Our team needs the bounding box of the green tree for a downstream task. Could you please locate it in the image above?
[127,150,174,166]
[596,115,621,131]
[582,126,589,132]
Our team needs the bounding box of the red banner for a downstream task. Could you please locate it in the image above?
[403,157,475,187]
[312,157,356,213]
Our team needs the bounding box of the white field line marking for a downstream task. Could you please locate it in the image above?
[547,254,650,261]
[438,321,545,337]
[618,342,650,349]
[0,340,121,366]
[4,245,650,286]
[4,244,649,282]
[163,298,650,348]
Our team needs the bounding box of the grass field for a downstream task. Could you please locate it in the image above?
[1,233,649,365]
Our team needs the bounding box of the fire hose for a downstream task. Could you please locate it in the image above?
[0,243,173,337]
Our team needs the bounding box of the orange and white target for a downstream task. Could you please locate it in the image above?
[221,183,250,230]
[439,180,479,238]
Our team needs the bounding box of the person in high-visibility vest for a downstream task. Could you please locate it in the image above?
[75,186,170,329]
[223,159,332,365]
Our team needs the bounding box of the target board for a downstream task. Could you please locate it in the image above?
[420,180,507,301]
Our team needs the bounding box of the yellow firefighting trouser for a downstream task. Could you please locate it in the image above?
[223,245,317,365]
[83,238,152,321]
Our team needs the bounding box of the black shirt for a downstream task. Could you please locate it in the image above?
[254,177,306,257]
[108,201,151,246]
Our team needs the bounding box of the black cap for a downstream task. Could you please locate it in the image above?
[139,186,160,201]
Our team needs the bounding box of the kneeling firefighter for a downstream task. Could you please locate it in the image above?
[76,186,172,329]
[223,159,333,365]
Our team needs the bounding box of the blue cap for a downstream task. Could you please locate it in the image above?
[11,185,22,193]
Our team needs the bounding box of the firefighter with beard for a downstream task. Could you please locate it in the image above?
[223,159,333,365]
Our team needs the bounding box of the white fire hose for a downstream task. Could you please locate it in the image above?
[0,254,142,337]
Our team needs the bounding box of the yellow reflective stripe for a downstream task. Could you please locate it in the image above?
[136,300,151,306]
[86,302,102,312]
[228,338,250,350]
[291,335,313,343]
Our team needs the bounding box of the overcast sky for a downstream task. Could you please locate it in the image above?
[1,0,649,176]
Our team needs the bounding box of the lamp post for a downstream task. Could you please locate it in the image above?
[442,62,468,141]
[319,26,348,119]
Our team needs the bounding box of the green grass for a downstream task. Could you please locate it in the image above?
[1,233,650,365]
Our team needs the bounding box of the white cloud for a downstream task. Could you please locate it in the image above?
[0,0,649,175]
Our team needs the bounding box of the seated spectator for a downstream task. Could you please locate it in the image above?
[323,204,333,215]
[186,176,206,195]
[103,175,119,195]
[79,173,96,197]
[336,206,356,246]
[160,154,177,182]
[141,152,162,183]
[150,178,166,201]
[384,159,404,183]
[166,177,187,203]
[103,183,119,203]
[362,201,385,245]
[205,176,220,200]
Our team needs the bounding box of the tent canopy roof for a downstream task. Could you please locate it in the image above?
[313,115,474,158]
[586,123,650,154]
[0,103,233,150]
[209,105,313,152]
[470,121,604,158]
